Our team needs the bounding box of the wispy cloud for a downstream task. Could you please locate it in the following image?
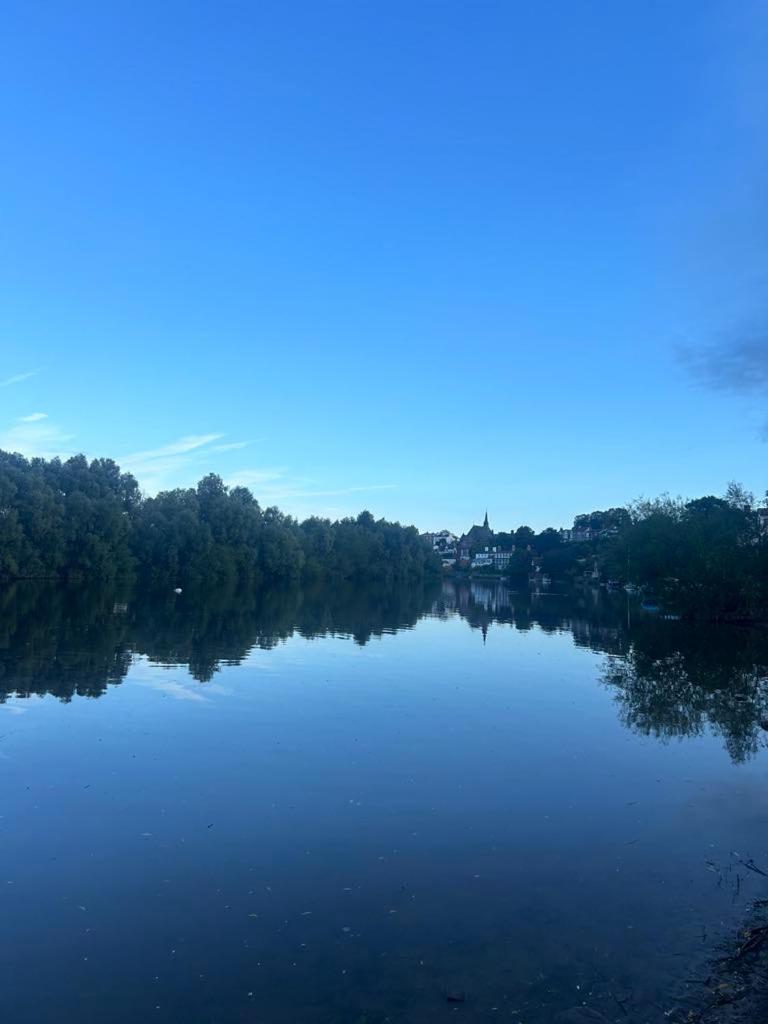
[0,415,74,459]
[121,433,224,492]
[121,433,256,493]
[211,440,256,453]
[683,332,768,395]
[123,434,225,465]
[0,370,38,388]
[227,468,290,489]
[266,483,397,500]
[226,468,395,502]
[226,467,397,518]
[0,414,396,519]
[682,328,768,437]
[0,702,29,715]
[134,677,210,703]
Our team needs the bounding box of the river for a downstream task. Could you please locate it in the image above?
[1,578,767,1023]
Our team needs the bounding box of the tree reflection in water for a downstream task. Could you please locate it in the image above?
[439,580,768,763]
[2,577,767,763]
[0,578,440,700]
[601,622,768,762]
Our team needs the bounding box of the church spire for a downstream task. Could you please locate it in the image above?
[483,509,489,530]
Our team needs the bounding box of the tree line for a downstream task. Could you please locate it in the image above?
[598,483,768,619]
[0,451,439,583]
[499,482,767,620]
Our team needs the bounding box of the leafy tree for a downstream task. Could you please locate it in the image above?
[534,527,561,553]
[513,525,536,548]
[0,449,439,584]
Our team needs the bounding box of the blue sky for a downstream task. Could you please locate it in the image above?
[1,1,766,532]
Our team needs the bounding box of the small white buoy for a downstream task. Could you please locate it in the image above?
[174,587,182,594]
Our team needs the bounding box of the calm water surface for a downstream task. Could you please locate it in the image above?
[2,579,768,1024]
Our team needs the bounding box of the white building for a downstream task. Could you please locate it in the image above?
[425,529,459,556]
[471,546,514,570]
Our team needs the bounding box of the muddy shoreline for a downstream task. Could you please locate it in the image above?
[666,898,768,1023]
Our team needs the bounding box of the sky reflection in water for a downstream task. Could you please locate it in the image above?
[1,579,768,1023]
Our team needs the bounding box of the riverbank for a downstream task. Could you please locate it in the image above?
[668,898,768,1022]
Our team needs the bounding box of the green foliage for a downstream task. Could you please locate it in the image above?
[493,487,767,619]
[514,525,536,548]
[0,451,440,584]
[533,527,562,553]
[598,486,766,619]
[0,451,138,579]
[503,548,538,577]
[472,485,767,620]
[539,543,581,577]
[300,511,433,583]
[574,507,630,532]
